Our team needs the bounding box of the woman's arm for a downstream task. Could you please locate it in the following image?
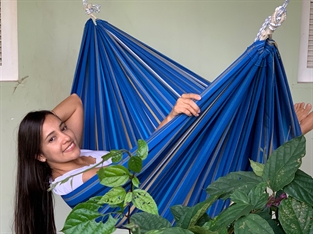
[157,93,201,130]
[52,93,84,146]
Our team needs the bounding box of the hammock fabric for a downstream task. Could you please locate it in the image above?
[64,18,301,219]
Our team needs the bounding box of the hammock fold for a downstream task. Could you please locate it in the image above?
[65,19,301,220]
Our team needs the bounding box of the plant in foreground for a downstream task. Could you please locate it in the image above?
[128,135,313,233]
[60,135,313,233]
[59,139,158,234]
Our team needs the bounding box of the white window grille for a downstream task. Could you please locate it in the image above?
[298,0,313,82]
[0,0,18,81]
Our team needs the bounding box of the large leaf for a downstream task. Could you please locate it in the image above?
[279,197,313,233]
[214,203,254,229]
[130,212,171,234]
[284,169,313,206]
[248,182,268,210]
[189,195,219,227]
[132,189,158,215]
[256,210,285,234]
[189,225,220,234]
[147,227,194,234]
[262,135,306,191]
[97,165,130,187]
[175,195,218,229]
[234,214,274,234]
[62,198,117,234]
[230,190,249,204]
[98,187,126,205]
[202,219,228,234]
[195,213,212,227]
[206,171,263,199]
[170,205,191,224]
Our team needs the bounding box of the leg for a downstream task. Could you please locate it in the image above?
[294,103,313,135]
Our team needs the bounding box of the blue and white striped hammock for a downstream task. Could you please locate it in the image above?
[63,18,301,220]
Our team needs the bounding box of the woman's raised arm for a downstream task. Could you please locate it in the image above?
[52,93,84,146]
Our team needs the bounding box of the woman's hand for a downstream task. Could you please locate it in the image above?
[157,93,201,129]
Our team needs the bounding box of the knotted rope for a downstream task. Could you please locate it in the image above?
[82,0,101,24]
[255,0,290,41]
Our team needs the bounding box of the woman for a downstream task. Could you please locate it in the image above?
[14,93,313,233]
[14,93,201,234]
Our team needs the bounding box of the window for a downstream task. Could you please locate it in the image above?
[298,0,313,82]
[0,0,18,81]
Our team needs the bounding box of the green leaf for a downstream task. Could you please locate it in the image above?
[130,212,171,234]
[263,135,306,191]
[137,139,148,160]
[146,227,194,234]
[214,203,254,229]
[279,197,313,233]
[202,219,228,234]
[249,159,264,177]
[124,192,133,207]
[189,225,220,234]
[128,156,143,173]
[230,190,250,204]
[97,165,130,187]
[284,169,313,206]
[132,176,140,188]
[206,171,263,199]
[146,230,163,234]
[62,198,117,234]
[266,220,285,234]
[175,195,218,229]
[248,182,268,210]
[195,213,212,227]
[189,195,219,228]
[102,150,123,163]
[234,214,275,234]
[170,205,191,224]
[132,189,158,215]
[253,210,285,234]
[98,187,126,205]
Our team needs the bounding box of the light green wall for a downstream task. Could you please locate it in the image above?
[1,1,312,233]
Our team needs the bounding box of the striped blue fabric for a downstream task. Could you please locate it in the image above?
[64,18,301,220]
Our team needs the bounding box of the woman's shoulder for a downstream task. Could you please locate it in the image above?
[80,149,109,157]
[80,149,110,163]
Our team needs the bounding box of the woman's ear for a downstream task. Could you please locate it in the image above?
[37,154,47,162]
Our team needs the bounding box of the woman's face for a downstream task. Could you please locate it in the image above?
[38,114,81,167]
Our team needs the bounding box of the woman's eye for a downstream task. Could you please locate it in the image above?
[48,137,55,143]
[62,125,68,131]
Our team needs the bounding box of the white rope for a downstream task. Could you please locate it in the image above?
[255,0,290,41]
[82,0,101,23]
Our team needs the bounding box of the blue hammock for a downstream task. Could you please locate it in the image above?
[64,18,301,220]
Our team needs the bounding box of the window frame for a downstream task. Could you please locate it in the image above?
[298,0,313,83]
[0,0,18,81]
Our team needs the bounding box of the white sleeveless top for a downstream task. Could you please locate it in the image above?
[51,149,111,195]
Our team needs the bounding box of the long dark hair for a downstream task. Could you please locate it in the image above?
[14,110,56,234]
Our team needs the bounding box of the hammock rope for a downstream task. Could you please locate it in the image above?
[255,0,289,41]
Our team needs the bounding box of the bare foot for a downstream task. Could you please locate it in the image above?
[294,103,313,135]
